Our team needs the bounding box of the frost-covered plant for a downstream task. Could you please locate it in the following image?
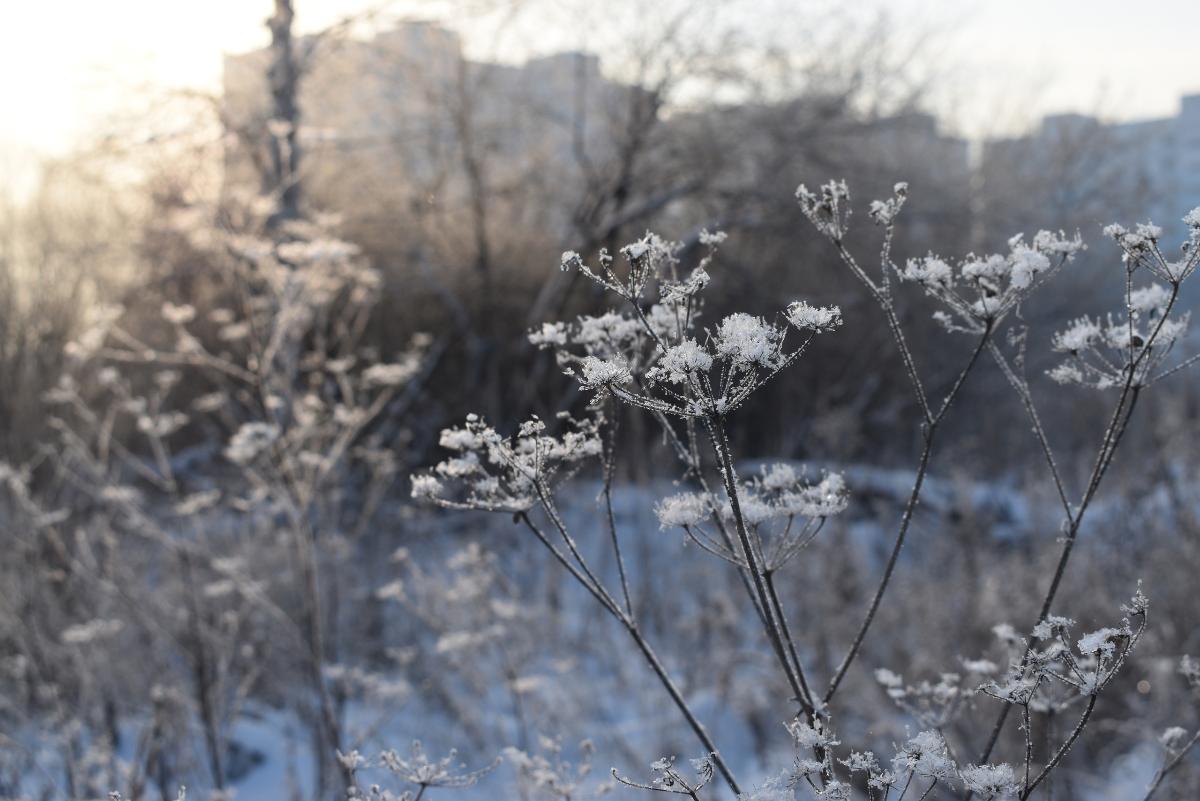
[612,753,717,799]
[958,763,1018,800]
[417,413,602,513]
[896,230,1084,335]
[796,182,1200,800]
[798,181,1085,334]
[408,183,1200,801]
[775,723,958,800]
[790,180,1058,713]
[414,229,854,794]
[555,235,837,418]
[963,211,1200,789]
[656,464,847,572]
[505,737,613,800]
[1140,656,1200,801]
[977,592,1148,799]
[27,197,434,798]
[743,588,1144,801]
[873,664,994,731]
[344,741,499,801]
[1045,214,1200,390]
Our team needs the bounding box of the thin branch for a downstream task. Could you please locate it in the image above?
[1021,695,1097,800]
[1141,728,1200,801]
[988,341,1071,516]
[602,402,635,617]
[821,272,990,705]
[516,514,741,794]
[706,412,814,716]
[764,570,816,710]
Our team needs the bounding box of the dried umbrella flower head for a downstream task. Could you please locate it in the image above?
[656,463,848,571]
[413,413,603,513]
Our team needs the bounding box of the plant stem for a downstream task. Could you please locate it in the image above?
[707,412,813,715]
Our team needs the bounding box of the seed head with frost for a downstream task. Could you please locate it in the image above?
[899,232,1082,333]
[1047,279,1192,389]
[891,730,955,780]
[876,668,976,729]
[413,413,603,513]
[785,301,842,333]
[550,230,839,418]
[959,763,1018,799]
[611,753,716,797]
[654,492,711,528]
[795,180,852,240]
[659,465,846,571]
[504,738,612,801]
[376,741,499,792]
[645,339,713,385]
[714,313,785,369]
[575,355,633,391]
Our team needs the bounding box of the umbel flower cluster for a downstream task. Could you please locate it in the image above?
[412,412,602,513]
[1046,212,1200,389]
[655,464,848,572]
[343,740,499,801]
[982,587,1147,705]
[797,181,1086,335]
[545,232,841,417]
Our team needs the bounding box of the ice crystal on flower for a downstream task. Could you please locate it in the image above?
[410,475,443,500]
[1031,615,1074,639]
[1130,284,1172,313]
[1007,246,1050,289]
[1052,318,1103,353]
[715,313,784,369]
[902,255,954,290]
[415,414,603,513]
[1077,626,1124,658]
[377,741,498,790]
[529,322,569,347]
[959,763,1017,798]
[576,356,633,389]
[785,301,842,333]
[786,718,839,749]
[655,492,711,528]
[660,267,710,304]
[647,339,713,384]
[892,730,954,779]
[1160,726,1189,750]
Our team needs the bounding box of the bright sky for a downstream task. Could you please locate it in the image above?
[1,0,1198,180]
[924,0,1200,138]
